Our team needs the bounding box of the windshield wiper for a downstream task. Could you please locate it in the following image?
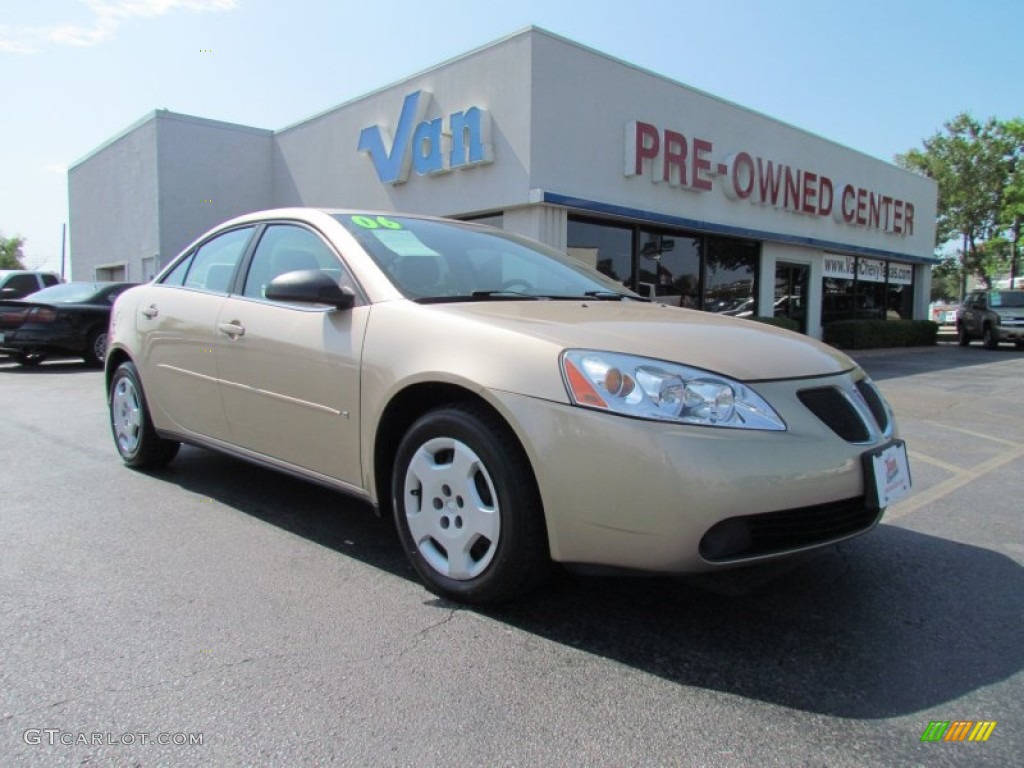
[470,290,539,299]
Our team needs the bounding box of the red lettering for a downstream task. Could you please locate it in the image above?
[868,191,881,228]
[801,171,818,214]
[841,184,856,223]
[632,121,659,176]
[855,187,868,225]
[692,138,713,191]
[818,176,833,215]
[730,152,754,199]
[892,200,903,234]
[757,158,782,205]
[663,130,687,186]
[904,202,914,236]
[784,166,801,210]
[880,195,893,231]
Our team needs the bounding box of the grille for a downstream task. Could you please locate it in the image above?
[699,497,881,562]
[798,387,870,442]
[855,379,890,434]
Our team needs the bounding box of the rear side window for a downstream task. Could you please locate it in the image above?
[42,274,60,287]
[161,227,254,292]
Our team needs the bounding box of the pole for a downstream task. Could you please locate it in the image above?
[60,223,67,280]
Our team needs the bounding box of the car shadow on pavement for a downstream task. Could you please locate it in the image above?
[853,342,1024,381]
[161,445,1023,720]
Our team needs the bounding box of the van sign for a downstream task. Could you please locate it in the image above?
[358,90,493,185]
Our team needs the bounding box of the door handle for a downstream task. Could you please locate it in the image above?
[141,305,158,319]
[218,321,245,338]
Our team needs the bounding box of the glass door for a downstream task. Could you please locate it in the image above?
[774,263,809,333]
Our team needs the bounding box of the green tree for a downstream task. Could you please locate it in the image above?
[998,118,1024,285]
[0,234,26,269]
[896,113,1017,293]
[929,256,961,302]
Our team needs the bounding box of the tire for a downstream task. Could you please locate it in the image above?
[109,361,180,468]
[84,329,107,368]
[982,324,999,350]
[956,324,971,346]
[392,403,550,604]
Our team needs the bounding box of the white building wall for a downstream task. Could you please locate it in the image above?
[68,115,160,281]
[272,32,536,218]
[526,30,937,264]
[155,113,273,264]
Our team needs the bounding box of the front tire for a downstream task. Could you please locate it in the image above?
[392,403,550,604]
[957,324,971,346]
[982,324,999,349]
[109,361,180,468]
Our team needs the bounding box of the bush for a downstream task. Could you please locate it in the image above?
[745,315,801,333]
[823,319,939,349]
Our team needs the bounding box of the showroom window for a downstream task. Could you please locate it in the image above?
[567,218,633,285]
[822,254,915,324]
[567,216,759,314]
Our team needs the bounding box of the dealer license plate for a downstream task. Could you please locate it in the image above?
[863,440,912,509]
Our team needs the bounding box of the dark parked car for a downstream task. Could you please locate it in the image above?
[0,282,136,367]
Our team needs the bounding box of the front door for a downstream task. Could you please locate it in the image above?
[775,263,809,333]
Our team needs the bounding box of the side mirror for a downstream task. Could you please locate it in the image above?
[264,270,356,310]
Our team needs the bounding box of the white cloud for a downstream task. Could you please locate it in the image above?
[0,0,239,54]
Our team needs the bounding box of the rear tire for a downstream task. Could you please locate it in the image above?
[84,329,107,368]
[982,325,999,349]
[392,403,550,604]
[109,361,180,468]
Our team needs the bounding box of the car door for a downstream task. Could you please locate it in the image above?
[964,293,985,335]
[136,226,254,441]
[215,223,368,489]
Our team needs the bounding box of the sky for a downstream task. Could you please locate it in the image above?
[1,0,1020,273]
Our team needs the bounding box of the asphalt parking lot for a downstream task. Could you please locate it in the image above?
[1,343,1022,767]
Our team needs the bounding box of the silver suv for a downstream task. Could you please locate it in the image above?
[0,270,61,299]
[956,289,1024,349]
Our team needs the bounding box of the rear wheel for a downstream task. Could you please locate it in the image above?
[392,403,550,603]
[956,324,971,346]
[982,324,999,349]
[109,361,180,468]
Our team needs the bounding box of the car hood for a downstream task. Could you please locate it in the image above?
[430,300,855,381]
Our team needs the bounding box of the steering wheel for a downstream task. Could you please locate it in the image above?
[499,279,533,293]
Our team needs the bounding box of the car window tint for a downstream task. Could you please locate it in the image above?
[6,274,38,295]
[42,274,59,287]
[181,227,254,293]
[242,224,351,300]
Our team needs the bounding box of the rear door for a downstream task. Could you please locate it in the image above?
[136,226,255,441]
[215,223,367,488]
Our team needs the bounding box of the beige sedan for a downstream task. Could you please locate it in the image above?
[106,209,911,603]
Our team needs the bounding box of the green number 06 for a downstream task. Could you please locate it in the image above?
[352,215,402,230]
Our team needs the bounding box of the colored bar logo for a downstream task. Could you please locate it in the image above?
[920,720,997,742]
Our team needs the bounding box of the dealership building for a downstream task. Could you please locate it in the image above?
[69,27,938,338]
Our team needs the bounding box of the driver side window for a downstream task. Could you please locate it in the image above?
[242,224,353,300]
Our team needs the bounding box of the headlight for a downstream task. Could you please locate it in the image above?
[560,349,786,431]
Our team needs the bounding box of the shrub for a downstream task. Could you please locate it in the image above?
[823,319,939,349]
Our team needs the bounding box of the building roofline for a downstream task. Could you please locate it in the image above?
[69,109,272,171]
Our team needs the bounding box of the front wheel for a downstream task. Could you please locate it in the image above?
[982,325,999,349]
[392,403,550,603]
[957,324,970,346]
[84,329,107,368]
[109,361,180,468]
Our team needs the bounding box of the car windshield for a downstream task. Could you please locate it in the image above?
[26,283,106,303]
[333,214,640,302]
[990,290,1024,308]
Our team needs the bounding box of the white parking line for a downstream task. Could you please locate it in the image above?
[885,444,1024,520]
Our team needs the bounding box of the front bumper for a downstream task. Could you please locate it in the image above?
[491,369,897,573]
